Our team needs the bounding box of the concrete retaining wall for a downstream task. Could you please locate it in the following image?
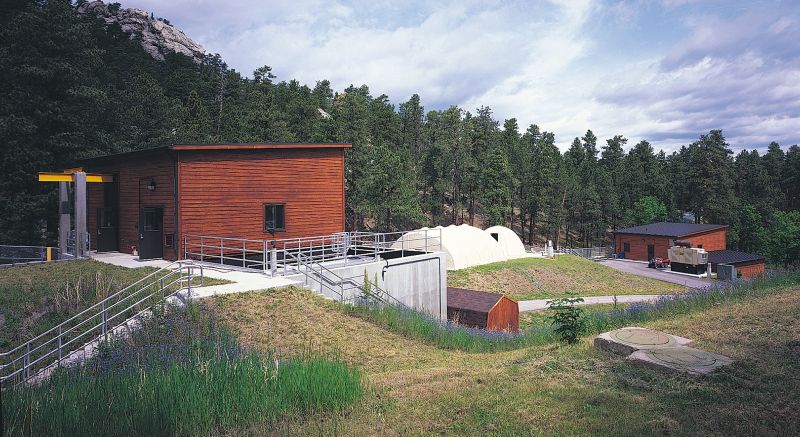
[306,252,447,320]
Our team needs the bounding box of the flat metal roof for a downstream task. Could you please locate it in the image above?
[708,250,765,265]
[80,143,352,164]
[615,222,728,238]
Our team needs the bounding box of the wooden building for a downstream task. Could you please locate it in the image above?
[446,287,519,332]
[708,250,766,278]
[83,143,350,260]
[614,222,728,261]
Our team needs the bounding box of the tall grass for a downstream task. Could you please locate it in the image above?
[344,270,800,352]
[2,303,363,436]
[343,302,556,352]
[583,270,800,333]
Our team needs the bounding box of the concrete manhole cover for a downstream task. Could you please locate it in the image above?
[594,326,693,356]
[610,328,671,346]
[648,348,719,367]
[628,347,733,375]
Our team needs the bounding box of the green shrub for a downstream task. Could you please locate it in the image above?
[546,295,588,344]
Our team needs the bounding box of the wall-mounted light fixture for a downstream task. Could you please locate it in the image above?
[147,178,157,192]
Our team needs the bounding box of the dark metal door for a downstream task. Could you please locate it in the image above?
[96,207,118,252]
[139,207,163,259]
[647,244,655,261]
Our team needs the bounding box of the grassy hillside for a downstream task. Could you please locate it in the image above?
[0,260,226,349]
[210,282,799,435]
[448,255,685,300]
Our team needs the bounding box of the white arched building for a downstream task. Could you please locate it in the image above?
[392,224,530,270]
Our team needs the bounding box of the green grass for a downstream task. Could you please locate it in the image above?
[448,254,685,300]
[211,277,800,435]
[0,259,228,349]
[519,302,632,330]
[342,300,557,352]
[340,271,800,354]
[2,302,364,436]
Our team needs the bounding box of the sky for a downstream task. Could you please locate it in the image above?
[120,0,800,153]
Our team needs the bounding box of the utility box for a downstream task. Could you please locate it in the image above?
[717,264,736,281]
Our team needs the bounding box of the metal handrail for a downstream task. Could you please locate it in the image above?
[184,229,443,278]
[285,251,406,308]
[0,262,202,385]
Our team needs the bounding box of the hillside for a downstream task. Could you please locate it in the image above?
[1,1,798,268]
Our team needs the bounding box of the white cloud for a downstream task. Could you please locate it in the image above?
[120,0,800,152]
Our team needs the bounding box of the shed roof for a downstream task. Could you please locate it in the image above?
[447,287,503,313]
[615,222,728,238]
[81,143,352,164]
[708,250,765,265]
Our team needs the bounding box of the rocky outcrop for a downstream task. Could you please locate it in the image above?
[77,1,205,63]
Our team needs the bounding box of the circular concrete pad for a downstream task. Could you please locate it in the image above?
[628,347,734,375]
[594,326,694,356]
[648,348,719,368]
[610,328,671,347]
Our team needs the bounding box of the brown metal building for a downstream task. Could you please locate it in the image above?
[83,143,351,260]
[447,287,519,332]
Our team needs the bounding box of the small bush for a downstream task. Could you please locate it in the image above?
[546,295,587,344]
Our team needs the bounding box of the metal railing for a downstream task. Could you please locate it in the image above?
[65,229,91,259]
[0,245,53,265]
[561,246,613,260]
[183,229,442,277]
[286,251,406,308]
[0,262,203,386]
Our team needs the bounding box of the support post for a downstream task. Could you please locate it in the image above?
[58,181,70,259]
[74,172,87,258]
[271,247,277,276]
[263,240,268,273]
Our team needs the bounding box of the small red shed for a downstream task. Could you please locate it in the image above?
[82,143,351,260]
[614,222,728,261]
[447,287,519,332]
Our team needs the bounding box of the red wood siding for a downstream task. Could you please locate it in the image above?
[616,228,727,261]
[86,151,177,259]
[735,261,766,278]
[177,148,345,254]
[486,296,519,332]
[615,234,672,261]
[684,229,726,251]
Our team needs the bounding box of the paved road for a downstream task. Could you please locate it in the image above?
[518,294,662,312]
[600,259,710,289]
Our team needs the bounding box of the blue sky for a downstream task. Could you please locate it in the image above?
[121,0,800,152]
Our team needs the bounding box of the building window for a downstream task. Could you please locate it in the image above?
[697,244,703,249]
[623,242,630,252]
[264,204,285,231]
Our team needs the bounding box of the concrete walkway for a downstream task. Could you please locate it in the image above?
[518,294,663,312]
[90,252,301,298]
[600,259,710,288]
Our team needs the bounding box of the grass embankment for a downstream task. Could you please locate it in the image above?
[449,254,684,300]
[345,272,800,353]
[3,302,364,436]
[0,259,226,349]
[212,275,800,435]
